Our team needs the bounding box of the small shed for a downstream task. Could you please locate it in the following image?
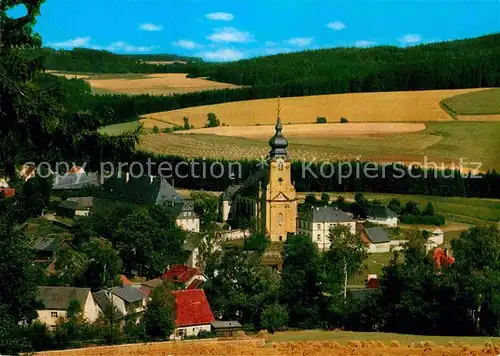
[364,227,391,253]
[211,320,243,337]
[56,200,89,218]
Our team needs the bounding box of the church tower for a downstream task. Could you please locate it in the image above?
[265,100,297,241]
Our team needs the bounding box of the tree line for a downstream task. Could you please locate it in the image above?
[22,48,202,74]
[125,152,500,200]
[26,34,500,128]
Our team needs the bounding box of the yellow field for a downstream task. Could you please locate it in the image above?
[88,73,241,95]
[143,88,486,127]
[47,71,241,95]
[176,123,427,139]
[33,336,500,356]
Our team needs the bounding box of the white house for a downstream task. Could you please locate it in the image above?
[366,205,398,227]
[93,285,148,318]
[171,289,215,338]
[428,227,444,245]
[36,286,101,329]
[363,227,391,253]
[176,202,200,233]
[297,206,356,251]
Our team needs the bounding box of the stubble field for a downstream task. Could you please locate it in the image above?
[34,332,500,356]
[138,121,500,170]
[47,71,241,95]
[143,88,486,127]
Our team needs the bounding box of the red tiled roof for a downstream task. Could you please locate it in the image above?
[0,188,15,198]
[163,264,200,284]
[433,248,455,269]
[366,278,380,289]
[172,289,215,327]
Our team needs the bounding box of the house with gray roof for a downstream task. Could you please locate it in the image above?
[101,285,149,316]
[36,286,101,329]
[52,172,99,191]
[297,206,356,251]
[366,205,398,227]
[362,227,391,253]
[33,237,74,274]
[94,174,200,232]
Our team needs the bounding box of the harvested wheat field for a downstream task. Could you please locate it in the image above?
[177,123,427,139]
[33,338,500,356]
[88,73,241,95]
[144,88,486,127]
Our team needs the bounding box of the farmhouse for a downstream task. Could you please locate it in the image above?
[211,320,243,337]
[36,286,101,329]
[93,285,148,317]
[366,205,398,227]
[220,107,298,242]
[429,227,444,245]
[363,227,391,253]
[172,289,215,338]
[95,174,200,233]
[297,206,356,251]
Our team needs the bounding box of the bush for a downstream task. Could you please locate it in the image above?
[162,127,171,133]
[152,126,159,134]
[400,214,445,226]
[316,117,327,123]
[206,112,220,127]
[260,304,289,333]
[340,117,349,123]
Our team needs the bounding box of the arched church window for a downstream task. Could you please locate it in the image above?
[278,161,284,170]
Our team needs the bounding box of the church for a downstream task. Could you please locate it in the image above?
[221,106,298,241]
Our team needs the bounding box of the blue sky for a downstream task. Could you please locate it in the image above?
[9,0,500,61]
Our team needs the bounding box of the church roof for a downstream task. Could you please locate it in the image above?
[269,117,288,159]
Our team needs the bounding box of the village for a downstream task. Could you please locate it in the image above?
[1,115,454,342]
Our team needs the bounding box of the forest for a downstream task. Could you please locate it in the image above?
[27,48,202,74]
[32,34,500,125]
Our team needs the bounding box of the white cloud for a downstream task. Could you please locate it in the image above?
[207,27,253,43]
[48,36,91,48]
[326,21,346,31]
[99,41,157,53]
[399,34,422,45]
[265,41,278,47]
[355,40,376,47]
[286,37,313,47]
[198,48,243,61]
[172,40,199,50]
[139,23,163,32]
[205,12,234,21]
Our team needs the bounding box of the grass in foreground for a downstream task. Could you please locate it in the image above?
[441,88,500,115]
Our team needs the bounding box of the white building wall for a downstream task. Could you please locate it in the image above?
[367,242,391,254]
[82,292,101,323]
[429,232,444,245]
[221,200,231,222]
[367,216,398,227]
[36,309,67,329]
[176,217,200,233]
[297,220,356,252]
[176,324,212,338]
[75,209,89,217]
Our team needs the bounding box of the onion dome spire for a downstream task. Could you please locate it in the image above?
[269,97,288,158]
